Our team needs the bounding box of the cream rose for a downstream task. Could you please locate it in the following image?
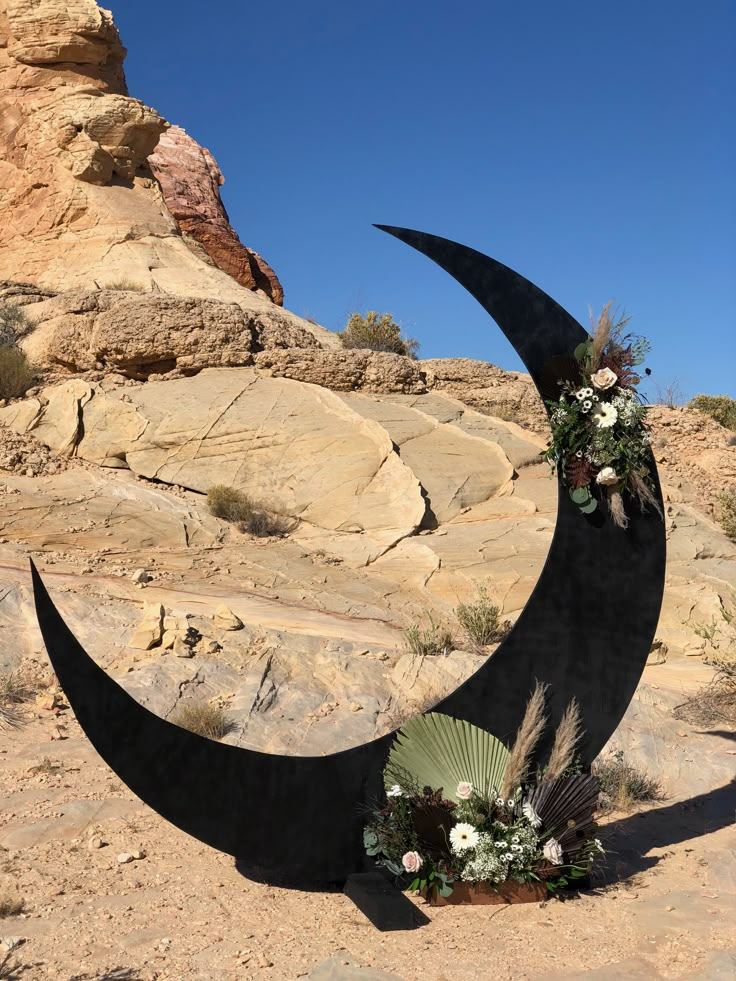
[595,467,619,486]
[591,367,618,390]
[543,837,564,865]
[456,781,473,800]
[402,850,423,873]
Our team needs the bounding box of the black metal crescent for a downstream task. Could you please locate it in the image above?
[31,227,666,885]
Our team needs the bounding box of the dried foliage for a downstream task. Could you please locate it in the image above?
[338,311,419,359]
[170,701,232,741]
[0,344,34,400]
[102,279,146,292]
[501,681,547,797]
[404,616,454,657]
[593,750,664,811]
[206,484,293,537]
[0,667,43,731]
[0,895,24,918]
[544,698,583,781]
[716,488,736,542]
[0,302,33,345]
[455,583,507,649]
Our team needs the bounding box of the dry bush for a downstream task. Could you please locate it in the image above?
[0,667,44,730]
[654,379,686,408]
[0,345,34,399]
[0,302,33,345]
[404,615,454,657]
[716,489,736,541]
[455,583,507,649]
[0,895,24,918]
[102,279,146,292]
[338,311,419,358]
[688,394,736,432]
[676,599,735,726]
[206,485,293,537]
[170,701,232,741]
[593,750,664,811]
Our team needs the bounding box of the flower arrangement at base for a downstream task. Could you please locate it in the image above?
[540,303,662,529]
[363,686,605,902]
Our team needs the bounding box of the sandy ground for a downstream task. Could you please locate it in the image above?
[1,700,734,981]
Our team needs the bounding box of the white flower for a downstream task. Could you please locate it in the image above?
[595,466,619,486]
[511,844,522,851]
[402,850,423,873]
[456,781,473,800]
[496,797,505,808]
[522,801,542,828]
[543,837,564,865]
[575,389,587,401]
[582,400,592,411]
[592,403,618,429]
[449,822,480,853]
[507,799,515,809]
[386,785,403,798]
[582,387,593,397]
[591,367,618,390]
[511,835,520,844]
[504,852,514,862]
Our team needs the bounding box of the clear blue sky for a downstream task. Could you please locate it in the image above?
[114,0,734,400]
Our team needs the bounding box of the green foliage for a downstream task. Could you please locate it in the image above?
[206,484,292,537]
[386,711,510,803]
[170,701,231,741]
[455,583,506,648]
[593,749,663,811]
[716,488,736,541]
[688,394,736,432]
[404,615,454,656]
[0,302,33,346]
[338,311,419,358]
[0,344,34,399]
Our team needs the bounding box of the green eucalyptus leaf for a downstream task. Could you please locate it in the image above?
[570,486,592,505]
[574,341,592,362]
[578,498,598,514]
[439,883,454,898]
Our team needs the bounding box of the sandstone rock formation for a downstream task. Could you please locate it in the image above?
[255,347,428,394]
[0,0,334,350]
[149,125,284,305]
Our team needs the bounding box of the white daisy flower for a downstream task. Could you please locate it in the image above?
[512,835,520,844]
[496,797,505,808]
[582,400,592,411]
[507,799,515,809]
[592,403,618,429]
[450,822,480,853]
[522,801,542,828]
[504,852,514,862]
[581,387,594,398]
[575,389,586,401]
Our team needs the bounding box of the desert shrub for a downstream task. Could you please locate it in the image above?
[654,379,685,408]
[0,895,24,918]
[0,668,42,730]
[338,311,419,358]
[676,598,736,726]
[593,750,664,811]
[404,615,454,656]
[170,701,231,741]
[0,344,34,399]
[455,583,507,648]
[688,394,736,432]
[716,488,736,541]
[206,485,292,537]
[0,302,33,345]
[103,279,146,292]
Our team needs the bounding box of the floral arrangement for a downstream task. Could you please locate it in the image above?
[364,685,605,901]
[540,303,661,528]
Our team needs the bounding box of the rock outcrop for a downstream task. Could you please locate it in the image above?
[254,347,428,394]
[149,126,284,305]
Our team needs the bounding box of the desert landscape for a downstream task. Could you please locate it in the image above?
[0,1,735,978]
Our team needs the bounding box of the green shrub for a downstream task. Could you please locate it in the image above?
[170,701,231,740]
[0,302,33,345]
[688,394,736,432]
[404,615,454,656]
[455,583,506,648]
[0,344,34,399]
[338,311,419,358]
[593,749,663,811]
[716,488,736,541]
[206,485,292,537]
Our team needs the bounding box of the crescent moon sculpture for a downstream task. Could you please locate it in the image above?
[31,228,666,885]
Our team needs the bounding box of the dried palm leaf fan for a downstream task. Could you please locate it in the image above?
[386,712,510,802]
[527,774,599,862]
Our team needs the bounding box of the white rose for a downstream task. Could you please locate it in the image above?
[595,467,619,486]
[402,850,423,873]
[543,837,564,865]
[456,781,473,800]
[591,367,618,390]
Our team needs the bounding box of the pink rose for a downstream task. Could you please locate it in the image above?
[591,367,618,390]
[456,781,473,800]
[402,850,423,874]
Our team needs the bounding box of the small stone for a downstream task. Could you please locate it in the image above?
[87,835,103,850]
[130,568,151,584]
[173,637,195,658]
[35,691,62,711]
[214,605,244,631]
[117,853,134,864]
[131,849,146,860]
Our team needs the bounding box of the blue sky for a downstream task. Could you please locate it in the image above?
[114,0,734,399]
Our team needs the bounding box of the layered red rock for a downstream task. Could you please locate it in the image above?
[149,126,283,305]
